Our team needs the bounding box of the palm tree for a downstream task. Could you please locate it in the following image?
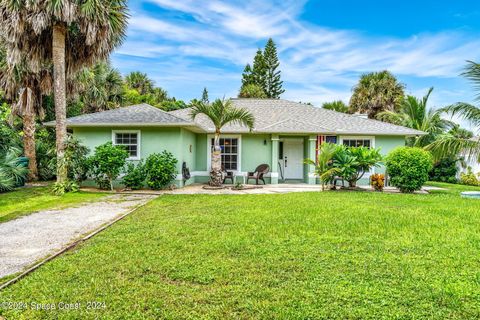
[377,88,453,147]
[0,1,129,183]
[304,143,340,190]
[349,70,405,118]
[125,71,154,95]
[76,61,124,113]
[0,44,52,181]
[322,100,349,113]
[428,61,480,161]
[190,99,254,187]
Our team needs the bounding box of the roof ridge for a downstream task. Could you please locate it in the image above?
[261,117,330,131]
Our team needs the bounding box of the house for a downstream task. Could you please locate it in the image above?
[47,99,425,187]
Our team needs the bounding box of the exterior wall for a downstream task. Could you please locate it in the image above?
[374,135,406,174]
[180,128,197,186]
[73,127,407,188]
[241,134,272,172]
[73,126,193,187]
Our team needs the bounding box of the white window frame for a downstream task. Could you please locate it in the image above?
[339,136,375,149]
[207,134,242,173]
[112,130,141,160]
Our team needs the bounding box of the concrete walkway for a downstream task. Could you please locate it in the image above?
[0,194,155,279]
[81,183,435,195]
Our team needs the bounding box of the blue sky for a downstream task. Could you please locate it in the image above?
[112,0,480,129]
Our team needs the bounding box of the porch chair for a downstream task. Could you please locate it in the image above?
[247,164,270,185]
[222,165,234,184]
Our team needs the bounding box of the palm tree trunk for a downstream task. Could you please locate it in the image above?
[23,112,38,181]
[210,131,223,186]
[53,24,68,183]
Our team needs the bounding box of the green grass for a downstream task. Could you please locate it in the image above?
[1,184,480,319]
[0,187,106,223]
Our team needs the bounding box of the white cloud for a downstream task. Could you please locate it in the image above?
[113,0,480,108]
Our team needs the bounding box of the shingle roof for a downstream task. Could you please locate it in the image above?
[44,103,194,127]
[169,99,426,136]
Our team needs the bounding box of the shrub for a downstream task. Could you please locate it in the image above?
[89,142,129,191]
[370,173,385,191]
[144,151,178,189]
[122,161,146,190]
[52,180,79,196]
[333,145,383,188]
[460,167,479,186]
[429,157,459,184]
[64,136,90,183]
[386,147,433,193]
[0,149,29,193]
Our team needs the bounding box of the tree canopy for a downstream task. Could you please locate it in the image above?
[240,38,284,99]
[349,71,405,118]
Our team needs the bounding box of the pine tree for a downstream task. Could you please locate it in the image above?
[263,38,284,98]
[241,63,254,87]
[201,87,209,104]
[252,49,266,91]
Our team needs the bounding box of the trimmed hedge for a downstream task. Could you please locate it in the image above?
[386,147,433,193]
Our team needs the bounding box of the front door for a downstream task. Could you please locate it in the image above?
[283,139,304,179]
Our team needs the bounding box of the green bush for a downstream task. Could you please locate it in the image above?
[64,136,90,183]
[460,167,479,186]
[122,161,146,190]
[89,142,129,191]
[0,148,29,193]
[386,147,433,193]
[144,151,178,189]
[429,157,459,184]
[51,180,79,196]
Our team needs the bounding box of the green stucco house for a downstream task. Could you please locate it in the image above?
[51,99,424,187]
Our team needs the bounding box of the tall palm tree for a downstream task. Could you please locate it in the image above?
[429,61,480,161]
[378,87,453,147]
[0,44,52,181]
[349,70,405,118]
[125,71,154,95]
[75,61,124,113]
[0,1,129,183]
[190,99,254,187]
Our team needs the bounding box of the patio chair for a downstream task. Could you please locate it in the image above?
[222,165,234,184]
[247,164,270,185]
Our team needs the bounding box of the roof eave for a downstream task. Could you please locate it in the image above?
[44,122,198,128]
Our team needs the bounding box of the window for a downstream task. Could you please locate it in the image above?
[211,138,238,170]
[325,136,337,144]
[113,131,140,159]
[342,139,371,148]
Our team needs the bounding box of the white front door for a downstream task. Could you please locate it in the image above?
[283,139,304,179]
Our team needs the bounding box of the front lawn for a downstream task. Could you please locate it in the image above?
[0,186,106,223]
[1,185,480,318]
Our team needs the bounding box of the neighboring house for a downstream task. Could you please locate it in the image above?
[46,99,424,187]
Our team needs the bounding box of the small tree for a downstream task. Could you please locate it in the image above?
[239,84,267,98]
[201,87,209,104]
[89,142,129,191]
[386,147,433,193]
[190,99,254,186]
[304,143,340,190]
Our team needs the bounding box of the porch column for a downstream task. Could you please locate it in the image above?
[271,134,279,184]
[307,135,316,184]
